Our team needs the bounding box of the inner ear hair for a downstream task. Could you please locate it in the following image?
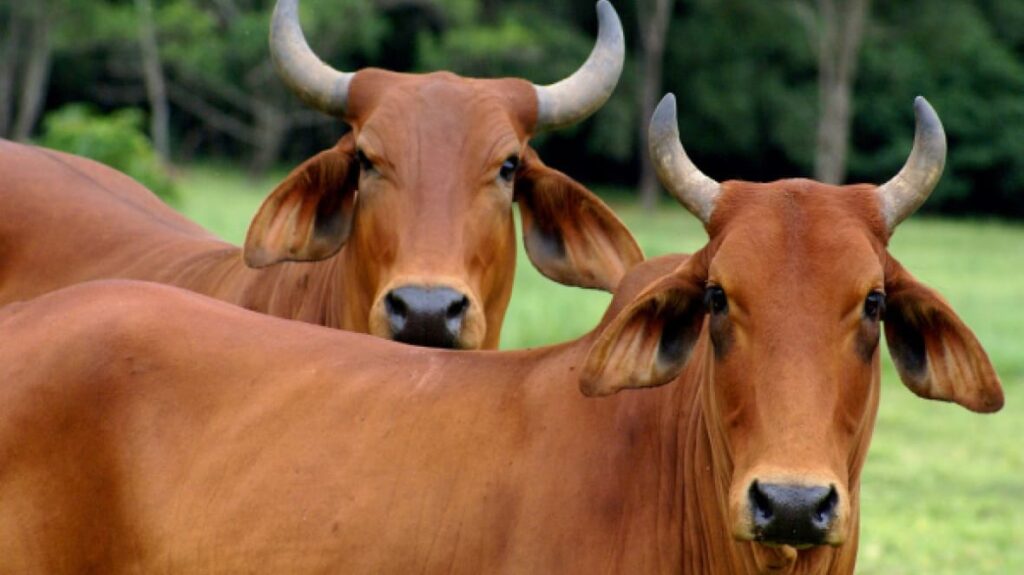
[580,256,709,397]
[243,135,361,268]
[512,147,644,291]
[883,255,1004,413]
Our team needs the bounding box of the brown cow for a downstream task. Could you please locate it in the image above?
[0,0,642,349]
[0,97,1002,574]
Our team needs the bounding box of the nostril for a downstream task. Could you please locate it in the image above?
[385,292,409,334]
[749,481,774,525]
[813,485,839,528]
[446,295,469,320]
[385,292,407,319]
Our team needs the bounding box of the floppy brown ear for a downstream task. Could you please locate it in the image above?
[515,148,643,292]
[244,134,360,268]
[884,258,1003,413]
[580,258,706,397]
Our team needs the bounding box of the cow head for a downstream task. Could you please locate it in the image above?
[242,0,642,350]
[581,95,1003,563]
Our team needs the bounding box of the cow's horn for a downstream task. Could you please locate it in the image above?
[533,1,625,131]
[270,0,352,117]
[876,97,947,231]
[649,93,721,225]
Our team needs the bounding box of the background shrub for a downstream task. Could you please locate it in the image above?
[37,104,178,204]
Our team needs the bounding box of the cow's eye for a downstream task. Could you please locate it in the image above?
[499,155,519,183]
[863,291,885,321]
[356,149,376,174]
[704,286,728,315]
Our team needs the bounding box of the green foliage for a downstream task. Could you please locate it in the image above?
[157,1,222,79]
[36,0,1024,217]
[659,0,1024,215]
[431,0,479,26]
[38,104,178,203]
[417,8,590,82]
[416,2,637,162]
[158,0,386,89]
[665,0,818,180]
[49,1,137,52]
[853,0,1024,215]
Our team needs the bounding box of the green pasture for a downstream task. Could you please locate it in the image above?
[178,165,1023,574]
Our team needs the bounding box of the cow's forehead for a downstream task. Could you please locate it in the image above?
[346,69,537,138]
[706,179,888,299]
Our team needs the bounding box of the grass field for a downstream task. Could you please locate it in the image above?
[178,165,1023,574]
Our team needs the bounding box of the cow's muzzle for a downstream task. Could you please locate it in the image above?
[747,480,839,548]
[383,285,472,349]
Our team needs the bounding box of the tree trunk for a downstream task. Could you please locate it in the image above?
[13,2,52,142]
[210,0,242,24]
[166,81,257,143]
[637,0,675,211]
[249,104,288,177]
[480,0,500,23]
[135,0,171,161]
[812,0,870,184]
[0,6,24,137]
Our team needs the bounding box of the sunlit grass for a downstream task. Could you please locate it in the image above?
[176,164,285,244]
[175,164,1023,574]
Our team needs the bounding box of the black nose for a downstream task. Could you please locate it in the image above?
[748,481,838,547]
[385,286,470,349]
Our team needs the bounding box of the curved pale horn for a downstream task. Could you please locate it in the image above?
[877,96,947,231]
[270,0,353,117]
[533,1,625,131]
[648,93,721,225]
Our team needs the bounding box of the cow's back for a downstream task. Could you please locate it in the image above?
[0,140,229,303]
[0,279,681,574]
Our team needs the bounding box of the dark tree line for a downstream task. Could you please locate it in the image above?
[2,0,1024,216]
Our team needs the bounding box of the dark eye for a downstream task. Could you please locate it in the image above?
[863,291,886,321]
[499,155,519,182]
[356,149,376,173]
[704,286,728,315]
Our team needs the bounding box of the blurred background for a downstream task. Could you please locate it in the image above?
[1,1,1022,573]
[3,0,1024,216]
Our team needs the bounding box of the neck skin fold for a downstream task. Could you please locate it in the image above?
[161,247,355,331]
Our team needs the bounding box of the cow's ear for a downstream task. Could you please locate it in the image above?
[244,134,360,268]
[884,258,1003,413]
[580,261,706,397]
[515,148,644,292]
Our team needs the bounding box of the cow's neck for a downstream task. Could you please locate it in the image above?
[170,247,355,331]
[672,342,869,575]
